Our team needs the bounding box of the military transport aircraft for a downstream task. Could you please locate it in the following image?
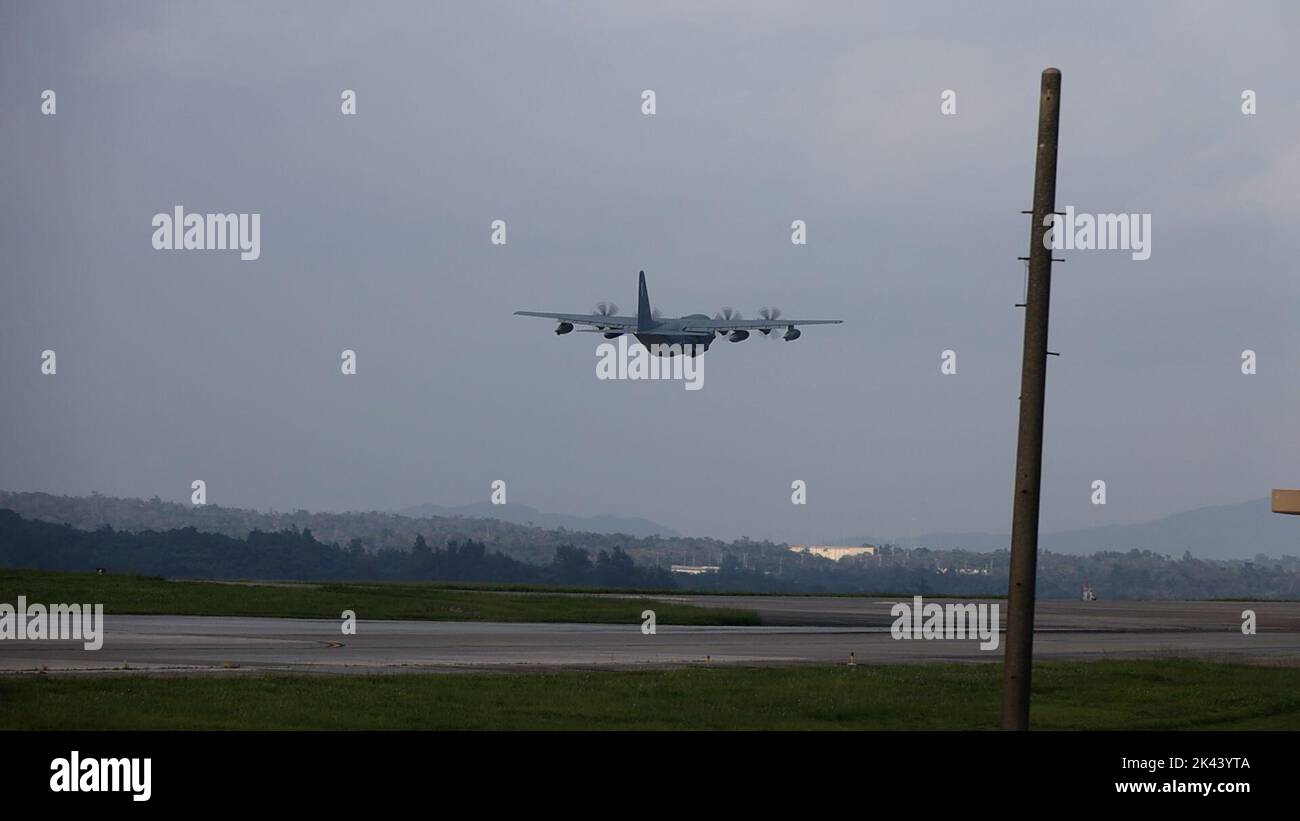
[515,271,841,356]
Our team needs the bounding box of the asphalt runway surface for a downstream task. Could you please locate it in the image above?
[3,598,1299,675]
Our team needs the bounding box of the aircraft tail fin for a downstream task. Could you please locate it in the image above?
[637,270,654,330]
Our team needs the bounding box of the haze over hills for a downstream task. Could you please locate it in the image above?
[4,490,1300,598]
[4,490,1299,568]
[901,498,1299,562]
[0,490,757,566]
[397,502,678,538]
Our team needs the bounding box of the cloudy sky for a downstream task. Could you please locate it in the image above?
[2,1,1298,544]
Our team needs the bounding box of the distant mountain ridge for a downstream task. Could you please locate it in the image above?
[908,498,1299,561]
[5,490,1294,565]
[0,490,745,566]
[397,502,678,538]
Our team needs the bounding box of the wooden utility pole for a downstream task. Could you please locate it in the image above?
[1000,68,1062,731]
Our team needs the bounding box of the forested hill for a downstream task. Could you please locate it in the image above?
[0,509,674,587]
[0,490,775,565]
[4,508,1300,598]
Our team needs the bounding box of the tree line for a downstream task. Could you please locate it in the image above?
[0,510,675,588]
[3,504,1298,599]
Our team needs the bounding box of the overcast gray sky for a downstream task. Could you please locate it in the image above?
[2,1,1298,544]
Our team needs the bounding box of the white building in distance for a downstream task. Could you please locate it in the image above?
[671,564,720,575]
[788,545,877,562]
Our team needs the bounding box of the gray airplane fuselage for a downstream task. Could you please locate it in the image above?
[631,315,714,356]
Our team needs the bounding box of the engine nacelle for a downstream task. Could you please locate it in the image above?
[783,327,801,341]
[728,330,750,342]
[603,331,623,339]
[555,321,574,335]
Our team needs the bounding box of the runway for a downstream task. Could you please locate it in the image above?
[3,597,1299,675]
[639,595,1300,631]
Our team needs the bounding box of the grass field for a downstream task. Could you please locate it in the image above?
[3,660,1298,730]
[0,569,758,625]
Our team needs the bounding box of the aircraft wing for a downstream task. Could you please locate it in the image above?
[679,318,842,333]
[514,311,638,330]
